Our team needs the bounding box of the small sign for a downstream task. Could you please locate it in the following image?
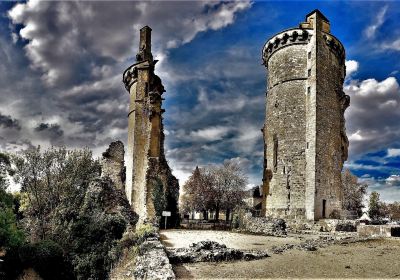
[162,211,171,217]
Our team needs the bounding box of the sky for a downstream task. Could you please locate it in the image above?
[0,1,399,202]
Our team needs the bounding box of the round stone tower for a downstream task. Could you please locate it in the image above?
[261,10,349,221]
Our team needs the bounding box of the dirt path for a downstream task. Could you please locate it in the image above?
[173,238,400,279]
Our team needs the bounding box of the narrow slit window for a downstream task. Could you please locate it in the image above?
[307,87,311,94]
[273,135,278,172]
[308,52,311,59]
[308,69,311,77]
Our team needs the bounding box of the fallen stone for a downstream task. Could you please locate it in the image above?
[167,241,269,264]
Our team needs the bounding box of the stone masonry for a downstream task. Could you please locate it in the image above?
[123,26,179,225]
[101,141,125,190]
[261,10,349,220]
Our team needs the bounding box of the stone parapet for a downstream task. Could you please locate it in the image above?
[358,225,400,238]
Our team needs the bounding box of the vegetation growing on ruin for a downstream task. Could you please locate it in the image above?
[0,147,138,280]
[152,178,166,218]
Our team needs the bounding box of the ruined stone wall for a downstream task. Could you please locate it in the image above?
[123,26,179,225]
[262,10,348,221]
[101,141,125,190]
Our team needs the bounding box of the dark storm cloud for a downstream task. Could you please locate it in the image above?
[35,123,64,138]
[2,0,252,182]
[0,112,21,130]
[2,0,400,192]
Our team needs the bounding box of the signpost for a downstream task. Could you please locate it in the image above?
[162,211,171,229]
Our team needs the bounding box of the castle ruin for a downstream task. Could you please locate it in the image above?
[261,10,349,220]
[122,26,179,225]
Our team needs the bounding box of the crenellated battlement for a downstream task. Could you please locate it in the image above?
[323,33,345,64]
[262,28,312,64]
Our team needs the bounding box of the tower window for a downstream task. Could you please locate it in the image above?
[308,52,311,59]
[273,135,278,172]
[307,87,311,94]
[308,69,311,77]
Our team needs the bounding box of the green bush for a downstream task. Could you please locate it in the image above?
[3,240,74,280]
[152,178,166,218]
[0,190,24,249]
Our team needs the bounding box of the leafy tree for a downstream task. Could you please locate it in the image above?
[387,202,400,220]
[368,191,387,220]
[342,169,367,218]
[0,152,14,191]
[12,146,101,240]
[0,153,24,250]
[181,166,214,219]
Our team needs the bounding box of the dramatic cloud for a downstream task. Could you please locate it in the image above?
[345,60,359,78]
[2,0,252,186]
[345,76,400,157]
[0,112,21,130]
[2,1,400,198]
[8,0,251,87]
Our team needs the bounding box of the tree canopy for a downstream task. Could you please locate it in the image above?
[181,161,247,220]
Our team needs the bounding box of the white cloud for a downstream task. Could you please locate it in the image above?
[345,60,359,78]
[345,76,400,157]
[364,5,387,39]
[348,130,363,141]
[387,148,400,157]
[346,77,399,96]
[386,174,400,186]
[381,38,400,51]
[8,1,251,87]
[190,126,231,141]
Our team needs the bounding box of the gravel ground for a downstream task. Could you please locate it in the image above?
[160,229,303,250]
[160,230,400,279]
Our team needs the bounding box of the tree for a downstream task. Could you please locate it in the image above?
[0,152,14,191]
[209,161,247,221]
[387,202,400,220]
[181,166,213,219]
[0,153,24,250]
[368,191,387,220]
[342,169,367,218]
[12,146,101,240]
[181,162,247,221]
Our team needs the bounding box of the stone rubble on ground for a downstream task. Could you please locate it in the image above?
[167,241,270,264]
[239,214,287,236]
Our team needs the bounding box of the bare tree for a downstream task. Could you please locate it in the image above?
[209,161,247,221]
[181,162,247,221]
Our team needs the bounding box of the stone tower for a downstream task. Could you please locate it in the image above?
[123,26,179,225]
[261,10,349,221]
